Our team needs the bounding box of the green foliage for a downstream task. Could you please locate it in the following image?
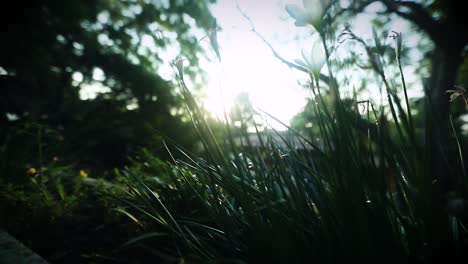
[115,11,468,263]
[2,0,467,263]
[0,0,215,174]
[0,157,156,263]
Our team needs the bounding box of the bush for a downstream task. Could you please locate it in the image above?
[0,159,149,263]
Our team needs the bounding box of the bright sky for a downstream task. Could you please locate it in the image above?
[77,0,310,130]
[202,0,311,129]
[201,0,421,130]
[78,0,427,130]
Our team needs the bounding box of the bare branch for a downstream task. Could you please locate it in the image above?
[379,0,443,46]
[235,1,337,87]
[339,0,444,47]
[235,1,309,74]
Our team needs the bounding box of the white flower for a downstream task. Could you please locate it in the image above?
[285,0,331,30]
[208,27,221,62]
[294,37,326,79]
[171,56,186,76]
[390,31,402,59]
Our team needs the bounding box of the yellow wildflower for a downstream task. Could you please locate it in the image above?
[52,156,59,162]
[79,170,88,178]
[27,167,37,175]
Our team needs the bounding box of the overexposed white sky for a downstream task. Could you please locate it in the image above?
[78,0,425,130]
[201,0,308,129]
[201,0,421,129]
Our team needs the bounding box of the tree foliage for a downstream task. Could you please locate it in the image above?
[0,0,216,175]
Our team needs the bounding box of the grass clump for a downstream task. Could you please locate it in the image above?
[117,13,468,264]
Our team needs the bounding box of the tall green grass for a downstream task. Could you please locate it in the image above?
[116,29,467,263]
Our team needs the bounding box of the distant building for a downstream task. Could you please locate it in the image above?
[230,130,324,151]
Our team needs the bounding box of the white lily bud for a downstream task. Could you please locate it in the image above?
[390,31,402,59]
[285,0,331,31]
[298,37,326,80]
[171,56,186,77]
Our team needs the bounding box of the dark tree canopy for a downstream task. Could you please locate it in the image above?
[0,0,216,175]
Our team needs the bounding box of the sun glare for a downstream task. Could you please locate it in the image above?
[202,0,309,130]
[201,0,423,130]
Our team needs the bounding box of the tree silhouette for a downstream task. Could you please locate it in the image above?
[0,0,216,175]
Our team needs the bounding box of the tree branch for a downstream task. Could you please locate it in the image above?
[340,0,444,48]
[379,0,443,46]
[235,0,338,88]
